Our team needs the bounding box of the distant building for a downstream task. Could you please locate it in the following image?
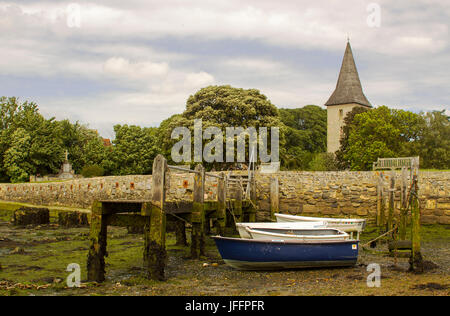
[325,41,372,153]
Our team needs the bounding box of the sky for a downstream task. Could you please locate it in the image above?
[1,0,449,139]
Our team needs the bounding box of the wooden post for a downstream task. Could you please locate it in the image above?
[234,176,243,222]
[387,171,395,231]
[399,167,408,240]
[191,164,205,259]
[376,173,383,227]
[143,154,167,280]
[217,172,227,236]
[248,173,257,222]
[87,201,108,282]
[410,175,423,272]
[270,177,279,221]
[175,221,188,246]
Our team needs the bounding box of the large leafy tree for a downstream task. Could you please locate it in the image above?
[415,110,449,169]
[159,85,284,169]
[0,97,64,182]
[335,106,369,170]
[4,128,33,182]
[345,106,423,170]
[109,124,160,175]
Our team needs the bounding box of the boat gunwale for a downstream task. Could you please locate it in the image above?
[274,213,366,223]
[245,227,349,240]
[235,221,327,228]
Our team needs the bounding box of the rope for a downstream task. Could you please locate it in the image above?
[167,212,192,228]
[226,199,238,225]
[361,225,397,248]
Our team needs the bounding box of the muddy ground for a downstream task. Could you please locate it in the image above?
[0,219,449,296]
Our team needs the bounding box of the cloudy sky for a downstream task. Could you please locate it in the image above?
[1,0,449,138]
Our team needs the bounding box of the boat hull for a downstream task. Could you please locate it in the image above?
[212,236,358,270]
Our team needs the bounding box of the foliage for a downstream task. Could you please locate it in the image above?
[109,124,160,175]
[0,97,64,182]
[160,85,285,170]
[279,105,326,169]
[308,152,338,171]
[415,110,449,169]
[81,164,105,178]
[335,106,369,170]
[1,93,448,181]
[0,97,109,182]
[344,106,424,170]
[57,120,108,174]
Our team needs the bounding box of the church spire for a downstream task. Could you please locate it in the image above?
[325,41,371,107]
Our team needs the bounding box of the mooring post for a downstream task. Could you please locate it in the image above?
[143,154,167,280]
[387,170,395,232]
[399,167,408,240]
[376,173,382,227]
[270,177,279,221]
[191,164,205,259]
[234,176,243,222]
[217,172,227,236]
[175,221,188,246]
[87,201,108,282]
[249,173,257,222]
[410,174,423,272]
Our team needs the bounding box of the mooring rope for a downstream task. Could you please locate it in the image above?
[361,225,398,248]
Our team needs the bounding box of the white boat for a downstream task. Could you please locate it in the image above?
[244,226,350,241]
[275,213,366,239]
[236,221,327,239]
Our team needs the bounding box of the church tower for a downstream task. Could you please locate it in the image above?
[325,41,372,153]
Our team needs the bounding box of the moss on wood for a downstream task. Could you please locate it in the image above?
[13,207,49,226]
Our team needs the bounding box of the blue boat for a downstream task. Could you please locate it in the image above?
[212,236,359,270]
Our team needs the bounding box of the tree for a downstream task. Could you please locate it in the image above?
[345,106,423,170]
[279,105,327,169]
[335,106,369,170]
[0,97,64,181]
[57,120,108,174]
[4,128,33,182]
[160,85,284,170]
[415,110,449,169]
[109,124,160,175]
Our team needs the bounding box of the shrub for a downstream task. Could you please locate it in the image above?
[81,164,104,178]
[308,153,338,171]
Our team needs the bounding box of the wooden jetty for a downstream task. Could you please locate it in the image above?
[86,154,257,282]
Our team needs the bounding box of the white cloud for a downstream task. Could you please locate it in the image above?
[103,57,169,80]
[184,72,215,88]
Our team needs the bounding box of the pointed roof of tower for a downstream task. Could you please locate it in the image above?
[325,41,372,107]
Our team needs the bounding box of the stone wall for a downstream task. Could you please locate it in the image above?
[0,170,448,225]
